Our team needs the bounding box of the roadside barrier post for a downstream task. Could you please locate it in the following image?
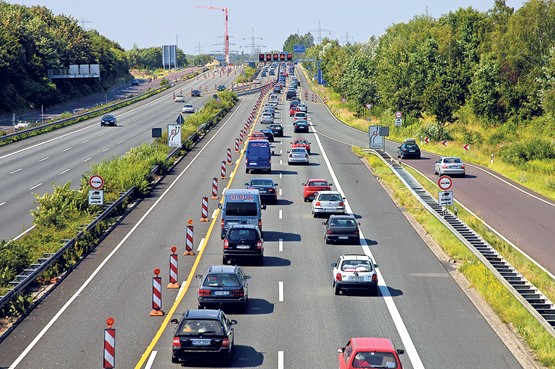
[239,130,244,143]
[167,246,180,289]
[150,269,164,316]
[227,149,233,165]
[200,196,209,222]
[211,177,219,199]
[220,160,227,179]
[103,318,115,369]
[234,138,240,153]
[184,219,195,256]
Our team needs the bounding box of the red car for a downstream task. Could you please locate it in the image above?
[250,131,266,141]
[291,138,311,154]
[289,106,301,116]
[337,337,404,369]
[302,178,332,202]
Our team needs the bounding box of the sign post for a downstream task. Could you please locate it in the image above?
[437,175,454,206]
[88,175,104,206]
[168,124,182,148]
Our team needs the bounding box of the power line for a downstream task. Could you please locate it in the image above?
[242,28,264,56]
[310,20,331,44]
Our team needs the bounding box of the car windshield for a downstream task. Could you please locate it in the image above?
[203,273,240,287]
[180,320,223,336]
[250,179,273,186]
[319,194,341,201]
[228,228,258,241]
[352,351,398,368]
[341,260,371,272]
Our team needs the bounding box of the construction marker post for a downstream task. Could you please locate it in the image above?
[184,219,195,255]
[235,138,240,152]
[227,148,233,165]
[220,161,227,179]
[239,130,244,143]
[211,177,219,199]
[150,269,164,316]
[103,318,115,369]
[167,246,180,289]
[200,196,209,222]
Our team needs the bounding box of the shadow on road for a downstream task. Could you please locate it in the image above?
[178,345,264,367]
[261,256,291,267]
[263,231,301,242]
[244,298,274,315]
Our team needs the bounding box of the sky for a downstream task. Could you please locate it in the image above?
[11,0,524,54]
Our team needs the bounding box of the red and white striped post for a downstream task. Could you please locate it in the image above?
[227,148,233,165]
[244,123,249,132]
[211,177,218,199]
[184,219,195,255]
[239,130,244,143]
[150,268,164,316]
[103,318,115,369]
[200,196,209,222]
[167,246,180,289]
[234,138,240,153]
[220,160,227,179]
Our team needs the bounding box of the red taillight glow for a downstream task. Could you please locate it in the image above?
[224,239,229,249]
[355,230,359,235]
[256,240,263,249]
[339,202,344,206]
[326,230,333,234]
[335,273,342,281]
[315,201,321,206]
[269,188,275,193]
[222,338,230,347]
[199,289,211,296]
[372,274,378,282]
[258,219,262,228]
[232,289,245,297]
[172,337,181,348]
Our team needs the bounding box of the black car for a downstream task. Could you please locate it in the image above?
[223,224,264,265]
[191,89,201,97]
[245,178,278,204]
[323,214,361,244]
[269,123,284,137]
[196,265,250,310]
[217,84,226,91]
[260,129,275,142]
[131,79,140,85]
[171,309,236,364]
[293,121,309,133]
[286,90,297,100]
[100,114,117,126]
[397,138,421,159]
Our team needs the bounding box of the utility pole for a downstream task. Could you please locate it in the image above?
[79,17,92,30]
[341,31,353,45]
[242,28,264,57]
[310,20,331,44]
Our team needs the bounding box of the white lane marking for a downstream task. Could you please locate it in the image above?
[102,148,110,153]
[278,351,284,369]
[7,98,247,369]
[63,147,71,152]
[235,159,240,165]
[211,209,218,219]
[98,133,105,137]
[118,140,125,145]
[279,173,282,179]
[176,282,188,302]
[279,238,283,252]
[81,139,90,144]
[280,159,283,165]
[59,169,70,175]
[279,209,282,219]
[145,350,157,369]
[28,183,42,191]
[10,168,22,174]
[0,202,6,207]
[83,157,92,163]
[131,133,138,138]
[280,149,283,154]
[197,238,206,251]
[279,188,282,196]
[278,281,284,302]
[312,124,425,369]
[39,157,49,162]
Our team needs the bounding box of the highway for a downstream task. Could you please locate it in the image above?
[0,67,527,369]
[0,68,240,241]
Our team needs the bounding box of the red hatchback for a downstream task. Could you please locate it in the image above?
[302,178,332,202]
[337,337,404,369]
[291,138,311,154]
[289,106,301,116]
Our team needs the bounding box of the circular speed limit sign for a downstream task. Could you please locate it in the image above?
[89,175,104,190]
[438,175,453,191]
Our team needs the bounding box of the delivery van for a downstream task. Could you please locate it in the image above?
[245,139,272,173]
[219,189,266,238]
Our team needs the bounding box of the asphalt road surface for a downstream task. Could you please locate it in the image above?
[0,68,525,369]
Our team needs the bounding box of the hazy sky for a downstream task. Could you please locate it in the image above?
[12,0,524,54]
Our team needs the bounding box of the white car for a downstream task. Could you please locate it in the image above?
[288,147,309,165]
[261,112,274,124]
[182,104,194,113]
[253,79,261,84]
[298,103,308,113]
[332,254,378,296]
[174,95,185,102]
[434,156,465,177]
[312,191,345,217]
[293,112,307,121]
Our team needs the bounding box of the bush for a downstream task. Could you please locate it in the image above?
[419,122,452,141]
[500,139,555,166]
[0,240,31,288]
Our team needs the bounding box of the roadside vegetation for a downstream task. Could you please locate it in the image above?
[235,67,257,84]
[0,91,237,320]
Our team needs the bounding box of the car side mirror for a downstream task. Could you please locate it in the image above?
[397,349,405,355]
[322,221,327,225]
[358,222,361,226]
[245,275,251,279]
[230,319,238,325]
[218,203,222,209]
[374,263,379,268]
[274,183,278,187]
[336,347,345,353]
[170,319,179,324]
[302,182,306,186]
[331,263,337,267]
[261,204,267,210]
[329,183,333,186]
[195,274,203,279]
[245,183,249,187]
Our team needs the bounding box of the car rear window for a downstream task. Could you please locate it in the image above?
[228,228,258,241]
[309,181,328,186]
[341,260,371,272]
[319,194,341,201]
[251,179,273,186]
[352,352,398,368]
[203,273,240,287]
[330,218,356,227]
[225,202,258,216]
[180,320,223,335]
[445,158,461,163]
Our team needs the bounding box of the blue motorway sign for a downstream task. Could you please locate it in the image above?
[293,44,306,53]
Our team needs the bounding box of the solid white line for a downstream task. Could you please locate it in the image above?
[211,209,218,219]
[279,209,282,219]
[145,350,157,369]
[279,188,282,196]
[7,98,248,369]
[312,124,425,369]
[83,157,92,163]
[10,168,22,174]
[59,169,70,175]
[28,183,42,191]
[118,140,125,145]
[279,238,283,252]
[197,238,206,251]
[63,147,71,152]
[102,148,110,153]
[278,351,284,369]
[278,281,284,302]
[0,202,6,207]
[39,157,49,162]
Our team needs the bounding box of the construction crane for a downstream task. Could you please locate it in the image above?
[195,5,230,65]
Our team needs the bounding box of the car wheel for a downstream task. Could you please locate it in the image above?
[222,256,228,264]
[172,356,179,364]
[312,212,317,218]
[325,236,330,245]
[370,285,379,296]
[258,255,264,266]
[334,284,340,295]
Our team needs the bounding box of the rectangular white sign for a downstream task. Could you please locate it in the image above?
[438,191,454,206]
[368,126,384,150]
[168,124,182,148]
[88,190,104,205]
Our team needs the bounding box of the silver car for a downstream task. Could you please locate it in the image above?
[182,104,194,113]
[288,147,309,165]
[298,103,308,113]
[434,156,465,177]
[261,112,274,124]
[312,191,345,217]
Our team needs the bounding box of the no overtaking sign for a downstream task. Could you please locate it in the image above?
[89,175,104,190]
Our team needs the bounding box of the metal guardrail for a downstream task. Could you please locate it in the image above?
[369,149,555,338]
[0,105,229,312]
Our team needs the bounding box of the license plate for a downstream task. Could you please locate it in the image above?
[250,163,257,165]
[348,276,364,281]
[259,190,267,193]
[191,339,211,346]
[236,245,250,249]
[214,290,230,296]
[338,236,349,240]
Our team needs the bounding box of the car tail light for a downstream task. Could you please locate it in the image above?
[335,273,342,281]
[256,240,263,250]
[339,201,344,206]
[372,274,378,282]
[326,230,333,234]
[305,154,308,158]
[354,230,359,235]
[221,219,224,228]
[461,164,465,169]
[172,337,181,348]
[269,187,275,193]
[222,338,230,347]
[232,289,245,297]
[224,239,229,249]
[315,201,321,206]
[442,164,448,168]
[198,289,211,296]
[245,158,249,165]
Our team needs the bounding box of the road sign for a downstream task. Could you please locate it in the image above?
[438,175,453,190]
[293,44,306,53]
[424,137,430,143]
[365,103,372,110]
[438,191,453,206]
[89,175,104,190]
[168,124,182,148]
[395,111,402,119]
[368,126,384,150]
[395,118,403,127]
[176,114,185,125]
[88,190,104,205]
[463,143,470,151]
[441,140,448,146]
